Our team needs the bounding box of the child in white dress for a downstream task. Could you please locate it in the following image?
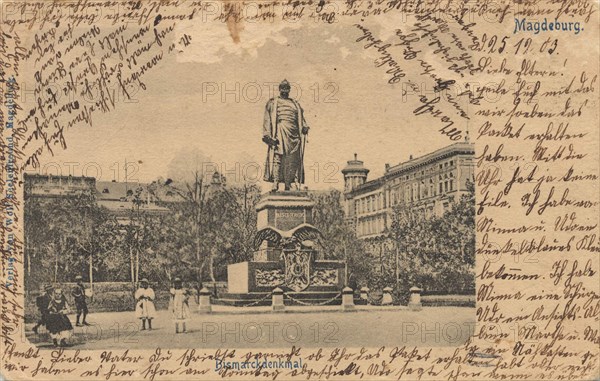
[135,278,156,330]
[170,278,190,333]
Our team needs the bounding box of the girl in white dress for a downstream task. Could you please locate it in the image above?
[170,278,190,333]
[135,278,156,330]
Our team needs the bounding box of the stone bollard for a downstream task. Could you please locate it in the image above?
[198,287,212,313]
[382,287,393,306]
[341,287,355,311]
[360,287,370,304]
[408,287,423,311]
[272,288,285,311]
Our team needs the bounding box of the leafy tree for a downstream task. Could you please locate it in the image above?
[146,171,213,295]
[310,189,371,289]
[202,184,261,281]
[24,191,120,289]
[145,174,261,295]
[389,180,476,301]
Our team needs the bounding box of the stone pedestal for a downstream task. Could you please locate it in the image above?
[198,287,212,313]
[409,286,423,311]
[225,191,346,305]
[382,287,393,305]
[255,191,315,262]
[256,191,314,230]
[359,287,370,305]
[341,287,355,311]
[272,287,285,311]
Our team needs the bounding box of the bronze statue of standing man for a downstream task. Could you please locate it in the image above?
[263,80,310,191]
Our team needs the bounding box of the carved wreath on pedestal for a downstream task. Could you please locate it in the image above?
[253,223,323,292]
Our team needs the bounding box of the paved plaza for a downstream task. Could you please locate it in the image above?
[24,306,475,350]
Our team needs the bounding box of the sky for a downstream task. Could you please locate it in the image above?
[28,14,461,190]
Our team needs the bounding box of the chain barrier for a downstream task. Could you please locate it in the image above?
[367,294,384,306]
[239,292,274,307]
[283,292,342,306]
[214,292,398,308]
[214,292,273,307]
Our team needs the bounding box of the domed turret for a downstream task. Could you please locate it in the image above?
[342,153,369,192]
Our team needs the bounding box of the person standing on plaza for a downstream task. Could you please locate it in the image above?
[135,278,156,330]
[46,287,73,347]
[170,277,190,334]
[32,284,53,334]
[71,275,90,326]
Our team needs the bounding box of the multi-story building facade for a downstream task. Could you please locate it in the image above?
[342,141,475,240]
[24,174,173,224]
[24,174,96,199]
[24,172,225,223]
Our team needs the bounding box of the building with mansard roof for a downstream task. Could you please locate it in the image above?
[24,171,227,225]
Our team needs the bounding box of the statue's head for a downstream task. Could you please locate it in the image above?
[279,79,291,98]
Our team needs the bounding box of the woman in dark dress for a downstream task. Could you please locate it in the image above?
[46,288,73,347]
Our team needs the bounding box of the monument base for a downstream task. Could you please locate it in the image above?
[225,190,349,306]
[256,190,315,232]
[227,260,345,293]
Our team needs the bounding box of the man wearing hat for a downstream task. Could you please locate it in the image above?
[32,284,53,334]
[263,79,310,191]
[71,275,90,326]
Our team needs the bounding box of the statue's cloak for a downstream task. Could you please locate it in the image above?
[262,97,307,184]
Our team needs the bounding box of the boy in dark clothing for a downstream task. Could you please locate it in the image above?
[32,284,53,334]
[71,275,90,326]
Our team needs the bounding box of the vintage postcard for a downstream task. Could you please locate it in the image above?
[0,0,598,380]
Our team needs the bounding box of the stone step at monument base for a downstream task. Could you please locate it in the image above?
[215,291,348,307]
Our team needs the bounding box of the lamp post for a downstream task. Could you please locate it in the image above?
[395,242,399,294]
[344,244,348,286]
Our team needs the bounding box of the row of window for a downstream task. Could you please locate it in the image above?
[388,160,456,186]
[354,201,451,236]
[345,176,365,191]
[392,178,455,205]
[355,177,456,213]
[357,215,386,237]
[352,157,463,215]
[354,192,385,215]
